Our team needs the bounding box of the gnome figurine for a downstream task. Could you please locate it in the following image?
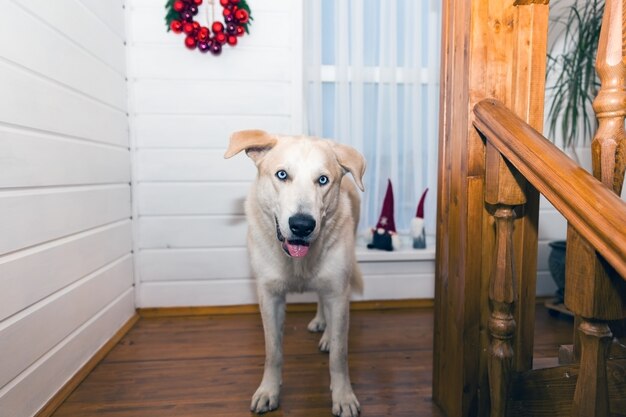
[367,179,400,251]
[411,188,429,249]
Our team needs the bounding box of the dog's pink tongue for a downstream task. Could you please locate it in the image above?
[285,242,309,258]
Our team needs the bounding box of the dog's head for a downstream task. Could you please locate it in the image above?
[224,130,365,258]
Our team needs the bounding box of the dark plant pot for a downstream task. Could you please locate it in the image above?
[548,240,567,303]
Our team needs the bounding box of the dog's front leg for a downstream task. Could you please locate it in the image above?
[251,288,285,414]
[326,294,360,417]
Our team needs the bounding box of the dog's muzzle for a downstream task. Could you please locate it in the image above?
[275,216,310,258]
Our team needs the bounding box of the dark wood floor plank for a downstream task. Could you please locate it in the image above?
[51,305,572,417]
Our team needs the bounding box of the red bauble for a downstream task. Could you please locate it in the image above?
[219,0,230,6]
[223,8,232,17]
[235,9,249,23]
[231,0,240,3]
[198,27,210,41]
[185,36,197,49]
[170,20,183,33]
[173,0,185,12]
[235,25,245,36]
[193,0,203,4]
[215,32,227,44]
[227,35,237,46]
[192,21,200,31]
[183,22,195,34]
[212,21,224,33]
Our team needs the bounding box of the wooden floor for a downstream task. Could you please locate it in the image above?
[51,305,573,417]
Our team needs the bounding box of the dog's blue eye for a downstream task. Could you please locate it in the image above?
[276,170,288,181]
[318,175,329,186]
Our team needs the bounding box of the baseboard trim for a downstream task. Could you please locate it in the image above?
[35,313,140,417]
[535,295,554,304]
[138,298,434,318]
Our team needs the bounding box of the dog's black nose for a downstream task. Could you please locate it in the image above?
[289,214,316,238]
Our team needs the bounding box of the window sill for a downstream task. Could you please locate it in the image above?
[355,235,436,262]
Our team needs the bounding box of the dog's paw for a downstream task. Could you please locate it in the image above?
[318,330,330,353]
[250,384,280,414]
[332,389,361,417]
[307,316,326,333]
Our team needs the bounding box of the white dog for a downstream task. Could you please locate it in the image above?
[224,130,366,417]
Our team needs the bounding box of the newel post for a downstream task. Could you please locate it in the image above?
[434,1,549,416]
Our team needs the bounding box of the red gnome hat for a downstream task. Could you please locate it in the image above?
[411,188,429,249]
[415,188,429,219]
[376,179,396,233]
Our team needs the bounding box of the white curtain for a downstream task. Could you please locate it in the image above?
[304,0,441,236]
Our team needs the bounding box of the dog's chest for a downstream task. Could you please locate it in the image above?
[284,260,318,293]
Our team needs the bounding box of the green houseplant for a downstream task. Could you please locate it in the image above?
[546,0,603,156]
[544,0,604,312]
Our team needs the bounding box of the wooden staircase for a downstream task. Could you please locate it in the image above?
[434,1,626,416]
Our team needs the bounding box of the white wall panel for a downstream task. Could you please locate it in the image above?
[15,0,126,74]
[137,150,255,182]
[355,274,435,301]
[0,129,130,188]
[0,185,131,255]
[134,114,291,149]
[537,271,558,296]
[0,256,133,389]
[0,221,132,321]
[138,216,247,249]
[78,0,126,37]
[535,195,566,296]
[139,248,251,282]
[0,62,128,147]
[359,259,435,276]
[538,208,567,241]
[138,183,249,215]
[131,79,291,115]
[537,241,552,273]
[0,289,134,417]
[137,280,257,307]
[129,46,291,81]
[0,1,126,110]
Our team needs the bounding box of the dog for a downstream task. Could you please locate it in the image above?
[224,130,366,417]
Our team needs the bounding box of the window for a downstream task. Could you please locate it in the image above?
[304,0,441,237]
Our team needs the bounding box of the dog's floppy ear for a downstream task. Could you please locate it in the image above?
[332,142,366,191]
[224,130,277,162]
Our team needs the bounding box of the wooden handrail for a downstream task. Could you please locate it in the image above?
[473,98,626,279]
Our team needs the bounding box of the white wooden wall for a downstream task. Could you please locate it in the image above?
[127,0,308,307]
[0,1,134,416]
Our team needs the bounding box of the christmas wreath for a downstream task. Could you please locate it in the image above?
[165,0,252,56]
